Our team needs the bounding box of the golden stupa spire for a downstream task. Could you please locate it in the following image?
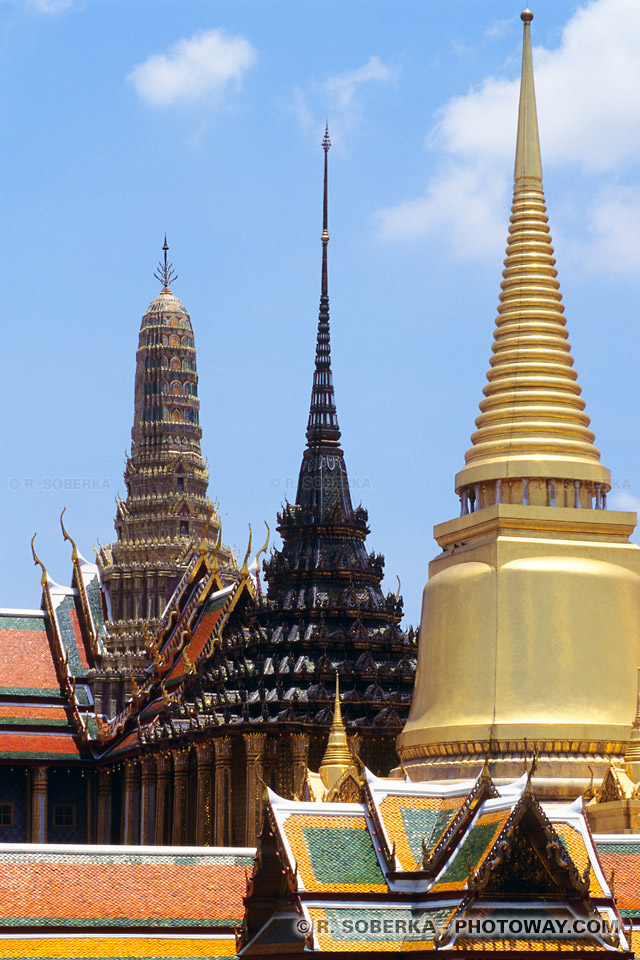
[319,674,352,789]
[455,9,610,512]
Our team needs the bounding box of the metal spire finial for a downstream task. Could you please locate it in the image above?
[321,124,331,291]
[154,235,178,293]
[304,124,341,449]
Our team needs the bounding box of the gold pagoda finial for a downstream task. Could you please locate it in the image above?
[454,10,610,502]
[319,674,352,789]
[31,533,48,587]
[154,235,178,294]
[515,10,541,182]
[60,507,79,562]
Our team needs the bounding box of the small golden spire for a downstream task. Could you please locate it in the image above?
[455,10,610,499]
[319,674,352,790]
[154,235,178,294]
[624,667,640,781]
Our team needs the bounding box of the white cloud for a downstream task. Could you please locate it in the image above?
[376,0,640,272]
[324,56,394,112]
[24,0,72,12]
[608,490,640,513]
[291,56,395,142]
[128,28,257,108]
[375,163,506,260]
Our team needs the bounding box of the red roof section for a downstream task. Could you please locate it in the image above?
[0,857,248,924]
[0,628,59,693]
[0,704,68,722]
[68,607,90,670]
[597,850,640,913]
[0,732,82,759]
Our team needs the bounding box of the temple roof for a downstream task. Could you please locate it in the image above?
[0,842,253,958]
[241,767,630,956]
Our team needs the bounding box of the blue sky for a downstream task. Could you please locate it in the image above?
[1,0,639,626]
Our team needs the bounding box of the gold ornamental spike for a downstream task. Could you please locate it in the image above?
[455,10,610,496]
[240,524,252,579]
[60,507,79,562]
[31,533,48,587]
[254,521,270,569]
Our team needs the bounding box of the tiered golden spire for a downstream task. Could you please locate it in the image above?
[455,10,610,510]
[319,675,352,789]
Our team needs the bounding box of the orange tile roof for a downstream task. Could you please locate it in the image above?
[0,627,59,694]
[0,731,82,760]
[0,704,68,724]
[0,935,237,957]
[0,851,251,927]
[554,823,605,899]
[596,844,640,916]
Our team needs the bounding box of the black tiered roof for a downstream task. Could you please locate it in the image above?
[255,128,416,730]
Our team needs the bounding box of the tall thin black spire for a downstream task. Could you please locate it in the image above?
[306,125,341,448]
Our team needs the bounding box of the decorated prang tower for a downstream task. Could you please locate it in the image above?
[97,242,234,713]
[397,11,640,798]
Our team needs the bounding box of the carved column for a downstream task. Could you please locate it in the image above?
[244,732,266,846]
[96,768,112,844]
[263,738,279,792]
[31,766,48,843]
[154,754,171,846]
[172,750,189,845]
[291,733,310,799]
[195,742,214,846]
[122,761,138,844]
[140,756,156,845]
[214,737,233,846]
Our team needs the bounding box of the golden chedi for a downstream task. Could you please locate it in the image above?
[397,10,640,799]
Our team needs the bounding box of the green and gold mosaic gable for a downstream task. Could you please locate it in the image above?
[281,813,386,893]
[379,792,469,871]
[430,808,512,893]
